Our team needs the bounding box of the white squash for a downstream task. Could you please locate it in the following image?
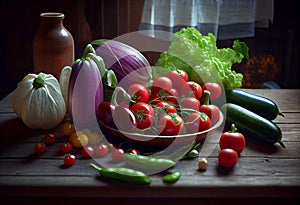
[59,65,72,111]
[12,72,66,129]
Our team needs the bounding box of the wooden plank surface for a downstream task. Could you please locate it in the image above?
[0,89,300,203]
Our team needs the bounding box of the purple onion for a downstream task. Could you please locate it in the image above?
[92,39,152,89]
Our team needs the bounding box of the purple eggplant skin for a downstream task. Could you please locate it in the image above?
[68,45,104,130]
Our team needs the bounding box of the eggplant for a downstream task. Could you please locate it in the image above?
[68,44,104,129]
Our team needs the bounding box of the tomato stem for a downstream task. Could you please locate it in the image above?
[203,90,211,105]
[230,124,238,133]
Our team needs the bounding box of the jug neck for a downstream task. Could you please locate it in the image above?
[40,12,64,29]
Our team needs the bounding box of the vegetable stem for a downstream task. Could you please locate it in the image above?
[279,141,286,148]
[82,44,95,60]
[231,124,238,133]
[32,73,46,89]
[203,90,211,105]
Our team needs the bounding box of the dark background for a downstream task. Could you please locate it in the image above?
[0,0,299,100]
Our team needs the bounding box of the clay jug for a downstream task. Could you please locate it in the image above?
[33,12,74,79]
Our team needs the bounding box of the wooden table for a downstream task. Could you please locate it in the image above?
[0,89,299,205]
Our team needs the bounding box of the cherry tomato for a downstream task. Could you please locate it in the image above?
[59,142,73,154]
[107,143,116,152]
[151,76,173,95]
[62,121,76,136]
[155,101,177,114]
[64,154,76,167]
[42,133,56,145]
[97,102,116,128]
[34,142,46,154]
[158,113,184,136]
[185,112,211,133]
[219,124,246,153]
[202,82,222,101]
[164,88,179,105]
[199,104,220,126]
[131,102,155,130]
[180,97,201,111]
[112,105,137,132]
[81,146,95,158]
[181,81,202,99]
[95,144,109,157]
[126,148,140,155]
[167,69,188,89]
[69,131,89,148]
[218,148,238,168]
[199,90,220,126]
[112,148,125,161]
[128,83,149,103]
[148,94,161,105]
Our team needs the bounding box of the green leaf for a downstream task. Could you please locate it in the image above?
[155,27,249,89]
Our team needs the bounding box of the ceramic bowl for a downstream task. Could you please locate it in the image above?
[99,111,224,152]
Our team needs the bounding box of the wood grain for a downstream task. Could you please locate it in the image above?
[0,89,299,204]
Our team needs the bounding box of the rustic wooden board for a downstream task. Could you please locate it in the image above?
[1,89,299,204]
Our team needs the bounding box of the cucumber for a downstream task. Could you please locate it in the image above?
[222,103,285,148]
[225,89,284,120]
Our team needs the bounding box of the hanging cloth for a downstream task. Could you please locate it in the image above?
[139,0,274,40]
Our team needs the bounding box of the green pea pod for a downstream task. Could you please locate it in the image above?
[163,171,181,183]
[123,153,176,172]
[90,163,151,185]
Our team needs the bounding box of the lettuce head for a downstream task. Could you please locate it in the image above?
[156,27,249,89]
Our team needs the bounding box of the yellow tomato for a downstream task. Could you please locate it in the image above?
[82,129,100,145]
[69,131,89,148]
[62,121,76,136]
[90,132,101,145]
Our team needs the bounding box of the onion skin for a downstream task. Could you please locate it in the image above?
[68,45,103,129]
[92,39,152,89]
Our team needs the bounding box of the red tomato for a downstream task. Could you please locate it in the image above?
[181,81,202,99]
[112,105,137,132]
[218,149,238,168]
[148,94,162,105]
[158,113,184,136]
[97,102,116,128]
[185,112,211,133]
[34,142,46,154]
[42,133,56,145]
[151,76,173,95]
[202,82,222,101]
[131,102,155,130]
[164,88,179,105]
[59,142,73,154]
[81,146,95,158]
[155,101,177,114]
[199,104,220,126]
[128,83,149,103]
[126,148,140,155]
[167,69,188,89]
[180,97,201,111]
[112,148,125,161]
[95,144,109,157]
[219,125,246,153]
[64,154,76,167]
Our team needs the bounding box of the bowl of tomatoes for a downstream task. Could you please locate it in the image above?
[97,69,225,152]
[98,110,223,149]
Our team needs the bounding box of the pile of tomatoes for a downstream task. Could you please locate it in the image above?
[33,121,141,167]
[98,69,222,136]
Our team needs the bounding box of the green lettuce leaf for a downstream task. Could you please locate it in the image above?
[155,27,249,89]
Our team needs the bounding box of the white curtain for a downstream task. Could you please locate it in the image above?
[139,0,274,40]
